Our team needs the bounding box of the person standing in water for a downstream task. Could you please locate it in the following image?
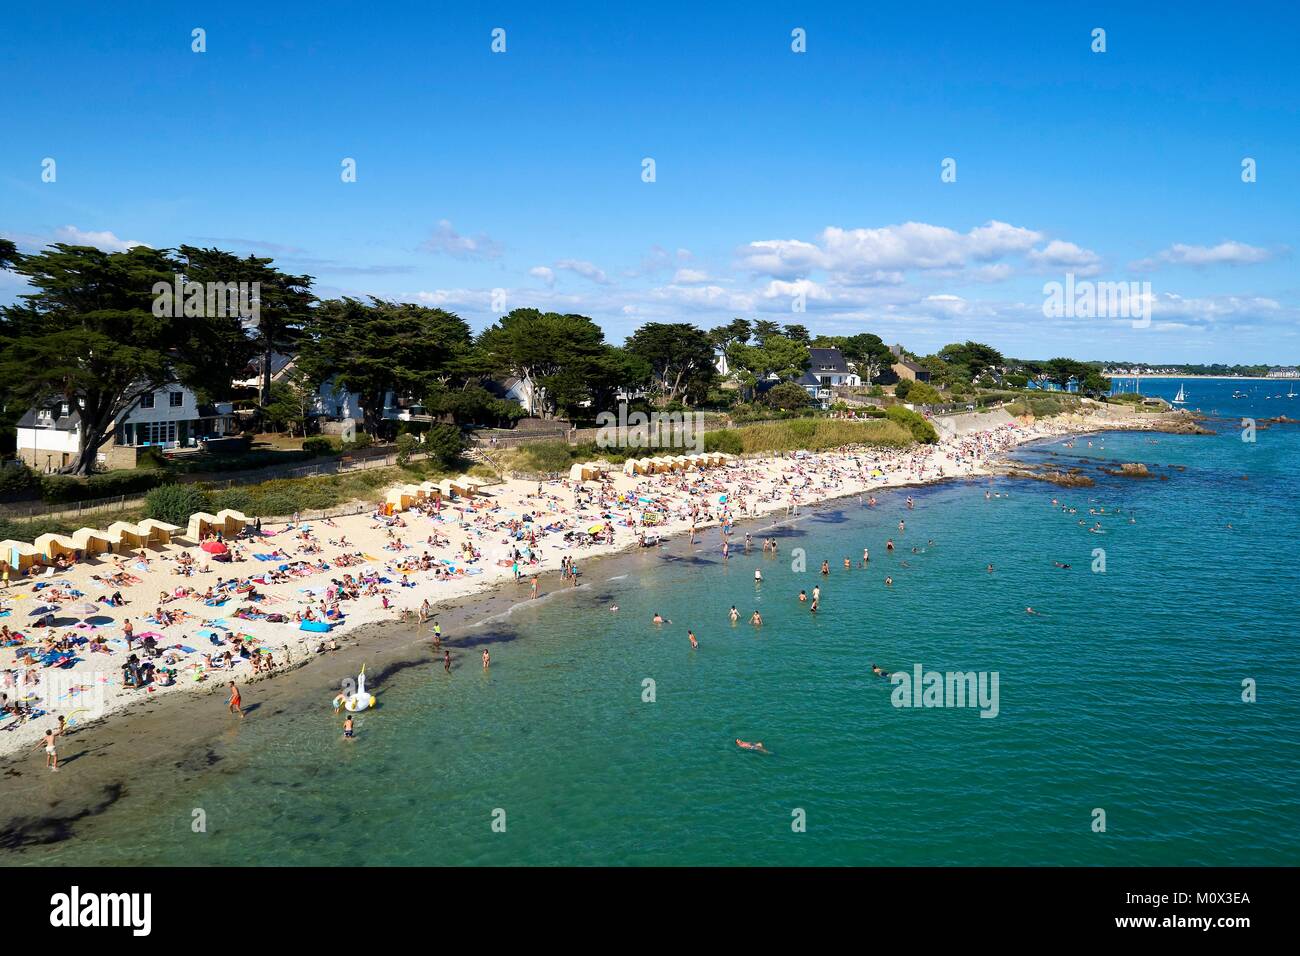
[343,715,354,739]
[32,727,63,772]
[227,681,245,719]
[444,650,452,673]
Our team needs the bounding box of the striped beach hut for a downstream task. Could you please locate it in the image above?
[0,539,42,574]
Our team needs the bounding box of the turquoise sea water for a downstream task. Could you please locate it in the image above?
[16,379,1300,865]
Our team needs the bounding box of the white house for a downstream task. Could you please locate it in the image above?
[16,389,235,471]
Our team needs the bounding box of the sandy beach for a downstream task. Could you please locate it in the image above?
[0,407,1176,767]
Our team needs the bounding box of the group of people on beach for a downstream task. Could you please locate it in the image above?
[5,416,1099,764]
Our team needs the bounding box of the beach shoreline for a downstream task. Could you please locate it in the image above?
[0,409,1196,851]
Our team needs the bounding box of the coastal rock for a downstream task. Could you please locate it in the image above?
[1099,462,1153,478]
[1153,420,1214,435]
[1006,468,1095,488]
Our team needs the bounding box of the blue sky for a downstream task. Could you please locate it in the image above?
[2,1,1297,363]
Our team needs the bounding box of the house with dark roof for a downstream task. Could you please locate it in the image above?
[789,347,858,407]
[891,358,931,383]
[15,388,235,472]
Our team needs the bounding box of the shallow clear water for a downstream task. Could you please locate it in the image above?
[17,380,1300,865]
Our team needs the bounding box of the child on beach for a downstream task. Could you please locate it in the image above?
[32,727,62,771]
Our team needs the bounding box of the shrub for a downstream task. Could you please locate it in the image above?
[302,436,336,456]
[145,484,212,524]
[0,464,37,498]
[519,441,575,475]
[86,470,162,497]
[208,488,256,513]
[906,381,944,405]
[423,424,465,467]
[39,474,88,503]
[248,491,298,518]
[703,429,744,454]
[895,379,913,400]
[342,432,373,451]
[395,433,420,466]
[764,382,814,411]
[885,406,938,444]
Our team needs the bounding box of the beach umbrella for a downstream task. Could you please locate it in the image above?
[29,604,57,616]
[74,601,101,617]
[201,540,229,555]
[587,523,606,534]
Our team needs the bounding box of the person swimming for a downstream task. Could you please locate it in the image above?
[735,739,769,753]
[750,611,763,625]
[729,606,739,622]
[798,590,807,602]
[870,663,891,678]
[688,630,698,648]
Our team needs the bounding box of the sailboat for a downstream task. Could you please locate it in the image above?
[1288,382,1297,399]
[1172,383,1187,404]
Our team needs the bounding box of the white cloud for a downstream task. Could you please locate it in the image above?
[1027,240,1102,274]
[420,220,503,260]
[1133,241,1276,271]
[555,258,609,284]
[738,220,1044,279]
[672,268,710,283]
[54,225,148,251]
[528,266,555,286]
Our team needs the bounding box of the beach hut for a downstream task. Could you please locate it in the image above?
[34,532,79,562]
[647,457,669,474]
[568,463,587,482]
[448,475,477,496]
[106,520,150,550]
[185,512,220,541]
[69,527,112,557]
[137,518,180,545]
[215,509,248,535]
[622,459,640,476]
[0,539,42,574]
[384,485,420,513]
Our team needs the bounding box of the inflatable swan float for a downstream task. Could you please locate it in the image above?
[332,665,377,712]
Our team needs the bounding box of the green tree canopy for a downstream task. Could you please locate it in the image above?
[476,309,610,417]
[0,244,252,474]
[299,297,472,434]
[938,341,1005,380]
[707,318,752,352]
[625,322,717,405]
[175,246,315,408]
[763,381,813,410]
